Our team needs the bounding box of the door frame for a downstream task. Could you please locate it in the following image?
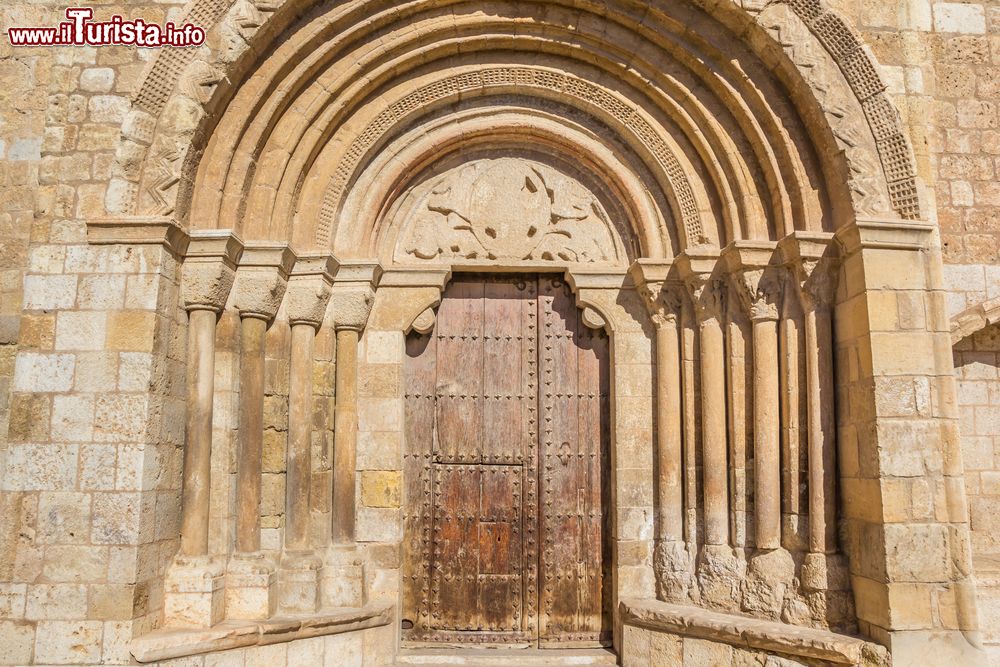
[352,265,656,657]
[397,273,614,648]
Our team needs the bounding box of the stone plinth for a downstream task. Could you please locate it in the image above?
[163,557,227,629]
[226,553,278,621]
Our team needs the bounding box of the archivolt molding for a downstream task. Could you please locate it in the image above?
[117,0,925,258]
[317,66,707,249]
[951,298,1000,345]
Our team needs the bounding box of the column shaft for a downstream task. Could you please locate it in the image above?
[286,323,316,551]
[806,305,838,553]
[332,329,359,544]
[236,316,267,554]
[181,308,217,557]
[656,320,684,543]
[753,317,781,549]
[700,318,728,546]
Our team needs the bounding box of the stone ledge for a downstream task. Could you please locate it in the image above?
[620,598,887,666]
[129,604,393,663]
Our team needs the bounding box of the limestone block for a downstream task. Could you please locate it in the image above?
[0,621,34,665]
[357,398,402,433]
[51,394,94,442]
[323,632,362,667]
[356,507,401,543]
[164,559,226,629]
[25,583,88,620]
[105,310,157,352]
[356,431,401,471]
[74,352,118,392]
[277,555,321,615]
[226,555,277,621]
[23,275,77,310]
[2,444,78,492]
[7,393,51,442]
[360,471,401,508]
[321,547,366,608]
[934,3,986,33]
[36,492,91,544]
[33,620,103,664]
[55,311,106,351]
[13,352,75,392]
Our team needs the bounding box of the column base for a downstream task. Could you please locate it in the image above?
[741,547,796,619]
[278,551,322,614]
[654,539,694,603]
[801,552,855,629]
[695,544,744,612]
[321,545,367,608]
[226,552,277,620]
[164,555,226,629]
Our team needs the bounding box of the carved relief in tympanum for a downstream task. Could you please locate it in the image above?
[394,158,624,265]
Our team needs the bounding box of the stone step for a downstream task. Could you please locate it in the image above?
[394,648,618,667]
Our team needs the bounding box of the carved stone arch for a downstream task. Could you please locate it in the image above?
[316,66,710,252]
[952,299,1000,345]
[119,0,923,236]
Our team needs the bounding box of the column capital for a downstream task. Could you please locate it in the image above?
[330,260,383,332]
[181,230,244,313]
[723,242,783,323]
[676,248,726,323]
[285,254,339,328]
[233,242,297,322]
[777,232,840,311]
[629,260,684,325]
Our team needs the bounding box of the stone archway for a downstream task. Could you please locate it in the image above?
[84,1,986,665]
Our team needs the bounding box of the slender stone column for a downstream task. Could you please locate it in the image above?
[726,245,783,550]
[332,328,360,544]
[329,263,381,545]
[181,307,221,557]
[779,235,840,555]
[167,231,242,629]
[235,315,267,554]
[283,256,336,551]
[276,255,336,615]
[632,261,689,601]
[228,243,294,621]
[678,251,729,548]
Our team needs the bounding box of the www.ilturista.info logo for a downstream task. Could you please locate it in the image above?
[7,8,206,47]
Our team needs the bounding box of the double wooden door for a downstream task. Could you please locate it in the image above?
[402,274,611,648]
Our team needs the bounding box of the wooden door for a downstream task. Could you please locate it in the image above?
[402,274,610,648]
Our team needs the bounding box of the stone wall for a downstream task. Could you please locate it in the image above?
[955,323,1000,660]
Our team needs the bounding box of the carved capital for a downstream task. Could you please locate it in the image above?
[685,276,727,323]
[232,243,297,322]
[777,233,840,312]
[285,255,338,328]
[642,283,685,326]
[181,230,244,313]
[722,242,782,323]
[629,260,683,326]
[330,261,383,332]
[731,267,784,322]
[675,249,725,324]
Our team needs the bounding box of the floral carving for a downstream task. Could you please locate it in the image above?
[396,158,623,264]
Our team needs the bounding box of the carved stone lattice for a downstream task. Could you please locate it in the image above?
[395,158,624,265]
